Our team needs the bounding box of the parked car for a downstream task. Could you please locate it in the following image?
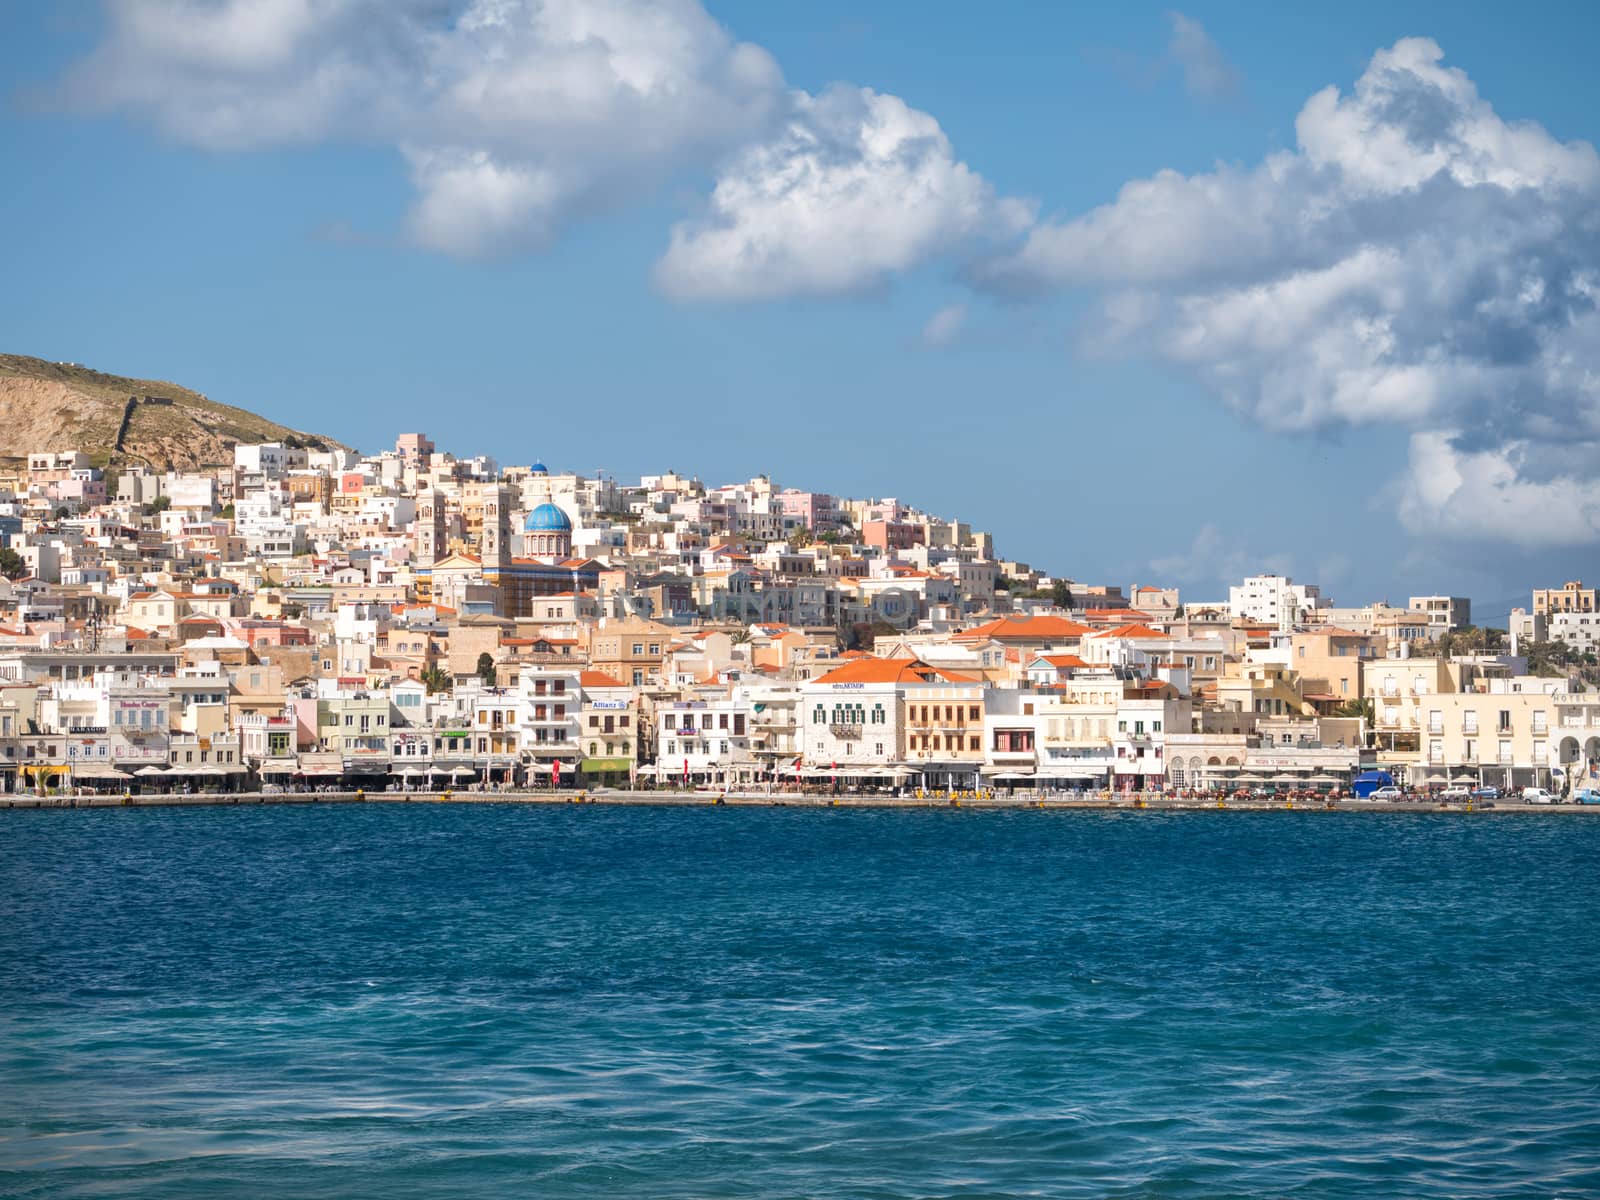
[1522,787,1556,805]
[1441,785,1471,800]
[1469,786,1501,801]
[1575,788,1600,805]
[1371,785,1403,800]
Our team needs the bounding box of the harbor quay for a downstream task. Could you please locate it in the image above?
[4,789,1595,814]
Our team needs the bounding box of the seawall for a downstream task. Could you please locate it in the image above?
[3,790,1594,814]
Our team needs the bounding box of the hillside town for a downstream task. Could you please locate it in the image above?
[2,437,1598,800]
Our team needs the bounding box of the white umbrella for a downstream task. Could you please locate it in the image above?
[135,765,169,777]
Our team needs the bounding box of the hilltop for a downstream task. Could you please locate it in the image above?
[0,354,348,472]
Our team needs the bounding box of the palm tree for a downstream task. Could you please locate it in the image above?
[1334,697,1374,724]
[421,664,452,695]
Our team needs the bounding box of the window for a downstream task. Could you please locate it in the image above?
[1498,710,1512,732]
[1464,712,1478,734]
[632,643,644,655]
[1428,710,1442,734]
[1498,738,1512,763]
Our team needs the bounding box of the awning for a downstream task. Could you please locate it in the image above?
[135,766,169,778]
[989,771,1035,781]
[580,757,633,773]
[71,765,128,780]
[259,760,297,774]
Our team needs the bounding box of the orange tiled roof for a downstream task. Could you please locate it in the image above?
[1038,654,1088,668]
[580,670,627,688]
[812,656,977,685]
[1091,623,1169,640]
[955,615,1090,642]
[1083,608,1150,622]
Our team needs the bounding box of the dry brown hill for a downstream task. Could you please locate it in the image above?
[0,353,349,472]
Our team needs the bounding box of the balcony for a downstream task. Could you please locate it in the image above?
[829,723,863,740]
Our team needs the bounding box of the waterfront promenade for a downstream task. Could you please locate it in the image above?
[4,789,1594,814]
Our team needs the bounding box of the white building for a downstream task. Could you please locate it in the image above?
[1409,595,1471,633]
[1228,574,1326,630]
[655,697,759,786]
[1547,612,1600,656]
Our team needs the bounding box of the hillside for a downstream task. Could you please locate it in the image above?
[0,354,348,472]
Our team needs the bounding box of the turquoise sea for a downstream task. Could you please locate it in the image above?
[2,805,1598,1199]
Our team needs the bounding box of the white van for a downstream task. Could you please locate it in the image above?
[1522,787,1556,805]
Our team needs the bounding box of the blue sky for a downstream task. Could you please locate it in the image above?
[3,2,1598,620]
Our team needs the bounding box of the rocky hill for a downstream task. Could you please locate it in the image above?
[0,353,348,472]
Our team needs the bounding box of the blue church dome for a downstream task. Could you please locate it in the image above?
[524,503,571,532]
[530,461,548,475]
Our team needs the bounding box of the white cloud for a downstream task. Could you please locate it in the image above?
[60,0,1010,295]
[921,304,967,347]
[654,86,1025,302]
[982,37,1600,547]
[1398,431,1600,546]
[1166,12,1238,101]
[61,0,785,256]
